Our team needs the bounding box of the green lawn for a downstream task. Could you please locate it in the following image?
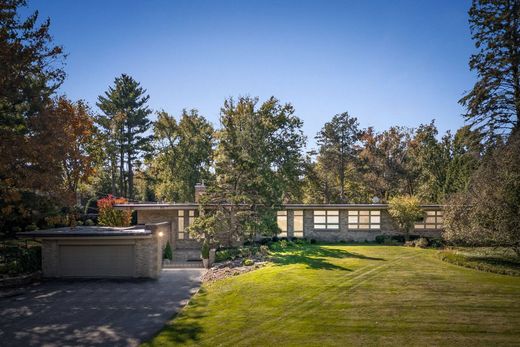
[144,244,520,347]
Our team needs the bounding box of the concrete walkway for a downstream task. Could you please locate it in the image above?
[0,269,204,347]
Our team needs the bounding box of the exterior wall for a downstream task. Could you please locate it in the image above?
[297,209,442,242]
[135,206,444,246]
[41,224,164,279]
[137,209,201,250]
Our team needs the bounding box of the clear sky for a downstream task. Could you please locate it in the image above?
[26,0,475,149]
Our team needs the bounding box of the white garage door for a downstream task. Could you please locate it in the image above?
[59,245,135,277]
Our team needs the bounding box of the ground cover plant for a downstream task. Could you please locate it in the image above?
[144,244,520,346]
[439,247,520,277]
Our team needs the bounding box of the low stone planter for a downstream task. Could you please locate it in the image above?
[0,271,42,289]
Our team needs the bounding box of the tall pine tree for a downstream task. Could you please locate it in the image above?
[460,0,520,138]
[97,74,152,199]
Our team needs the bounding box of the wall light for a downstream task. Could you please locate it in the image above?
[158,231,164,237]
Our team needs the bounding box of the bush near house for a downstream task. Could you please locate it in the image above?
[0,243,42,276]
[97,195,131,227]
[163,241,173,261]
[388,195,424,241]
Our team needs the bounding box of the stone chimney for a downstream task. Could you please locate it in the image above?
[194,182,206,203]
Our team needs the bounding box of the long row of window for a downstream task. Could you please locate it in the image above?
[276,209,443,234]
[181,209,443,240]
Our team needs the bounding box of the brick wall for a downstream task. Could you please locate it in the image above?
[299,209,441,242]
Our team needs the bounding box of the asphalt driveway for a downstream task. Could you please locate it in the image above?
[0,269,204,347]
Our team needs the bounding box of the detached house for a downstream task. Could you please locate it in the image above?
[114,184,444,262]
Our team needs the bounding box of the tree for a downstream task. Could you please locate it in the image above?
[460,0,520,139]
[315,112,362,203]
[358,126,414,201]
[443,126,484,196]
[388,195,424,241]
[0,0,67,234]
[206,96,306,242]
[407,121,449,203]
[54,97,101,203]
[153,109,214,202]
[97,74,152,199]
[444,130,520,255]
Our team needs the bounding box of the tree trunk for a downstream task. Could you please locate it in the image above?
[128,150,134,200]
[119,147,125,197]
[110,153,116,195]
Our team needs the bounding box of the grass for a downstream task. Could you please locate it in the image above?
[439,247,520,276]
[143,244,520,347]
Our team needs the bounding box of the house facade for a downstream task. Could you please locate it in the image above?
[115,202,444,249]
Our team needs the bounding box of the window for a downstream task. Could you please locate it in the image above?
[348,210,380,230]
[415,210,443,230]
[277,211,287,237]
[178,210,185,239]
[293,210,304,238]
[313,210,339,230]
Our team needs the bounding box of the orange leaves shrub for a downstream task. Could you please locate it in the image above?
[97,195,132,227]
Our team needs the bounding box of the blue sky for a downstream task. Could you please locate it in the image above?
[27,0,474,149]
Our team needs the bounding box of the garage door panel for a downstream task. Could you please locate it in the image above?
[59,245,135,277]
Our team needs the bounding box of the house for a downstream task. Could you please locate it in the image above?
[114,185,444,260]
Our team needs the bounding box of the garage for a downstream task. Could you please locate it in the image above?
[18,223,169,279]
[59,244,135,277]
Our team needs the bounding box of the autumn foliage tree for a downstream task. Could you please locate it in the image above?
[54,97,100,202]
[0,0,67,234]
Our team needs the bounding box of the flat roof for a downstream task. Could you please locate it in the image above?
[17,225,150,238]
[115,203,443,210]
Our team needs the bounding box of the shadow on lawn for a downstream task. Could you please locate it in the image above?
[271,245,385,271]
[149,288,208,345]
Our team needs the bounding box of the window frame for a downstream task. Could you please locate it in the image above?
[347,210,381,230]
[293,210,304,238]
[313,210,339,230]
[415,210,443,230]
[277,210,288,237]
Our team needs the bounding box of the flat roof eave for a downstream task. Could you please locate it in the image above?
[114,203,443,210]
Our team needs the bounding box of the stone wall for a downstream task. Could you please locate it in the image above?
[41,239,59,277]
[140,222,169,278]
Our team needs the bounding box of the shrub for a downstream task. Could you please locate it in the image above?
[243,258,254,266]
[85,219,95,226]
[383,238,400,246]
[279,239,288,249]
[310,239,317,244]
[25,223,38,231]
[97,195,132,227]
[429,238,444,248]
[415,237,429,248]
[259,245,269,256]
[375,235,386,244]
[0,246,42,275]
[163,241,173,260]
[201,241,210,259]
[216,248,240,262]
[259,238,272,245]
[404,240,415,247]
